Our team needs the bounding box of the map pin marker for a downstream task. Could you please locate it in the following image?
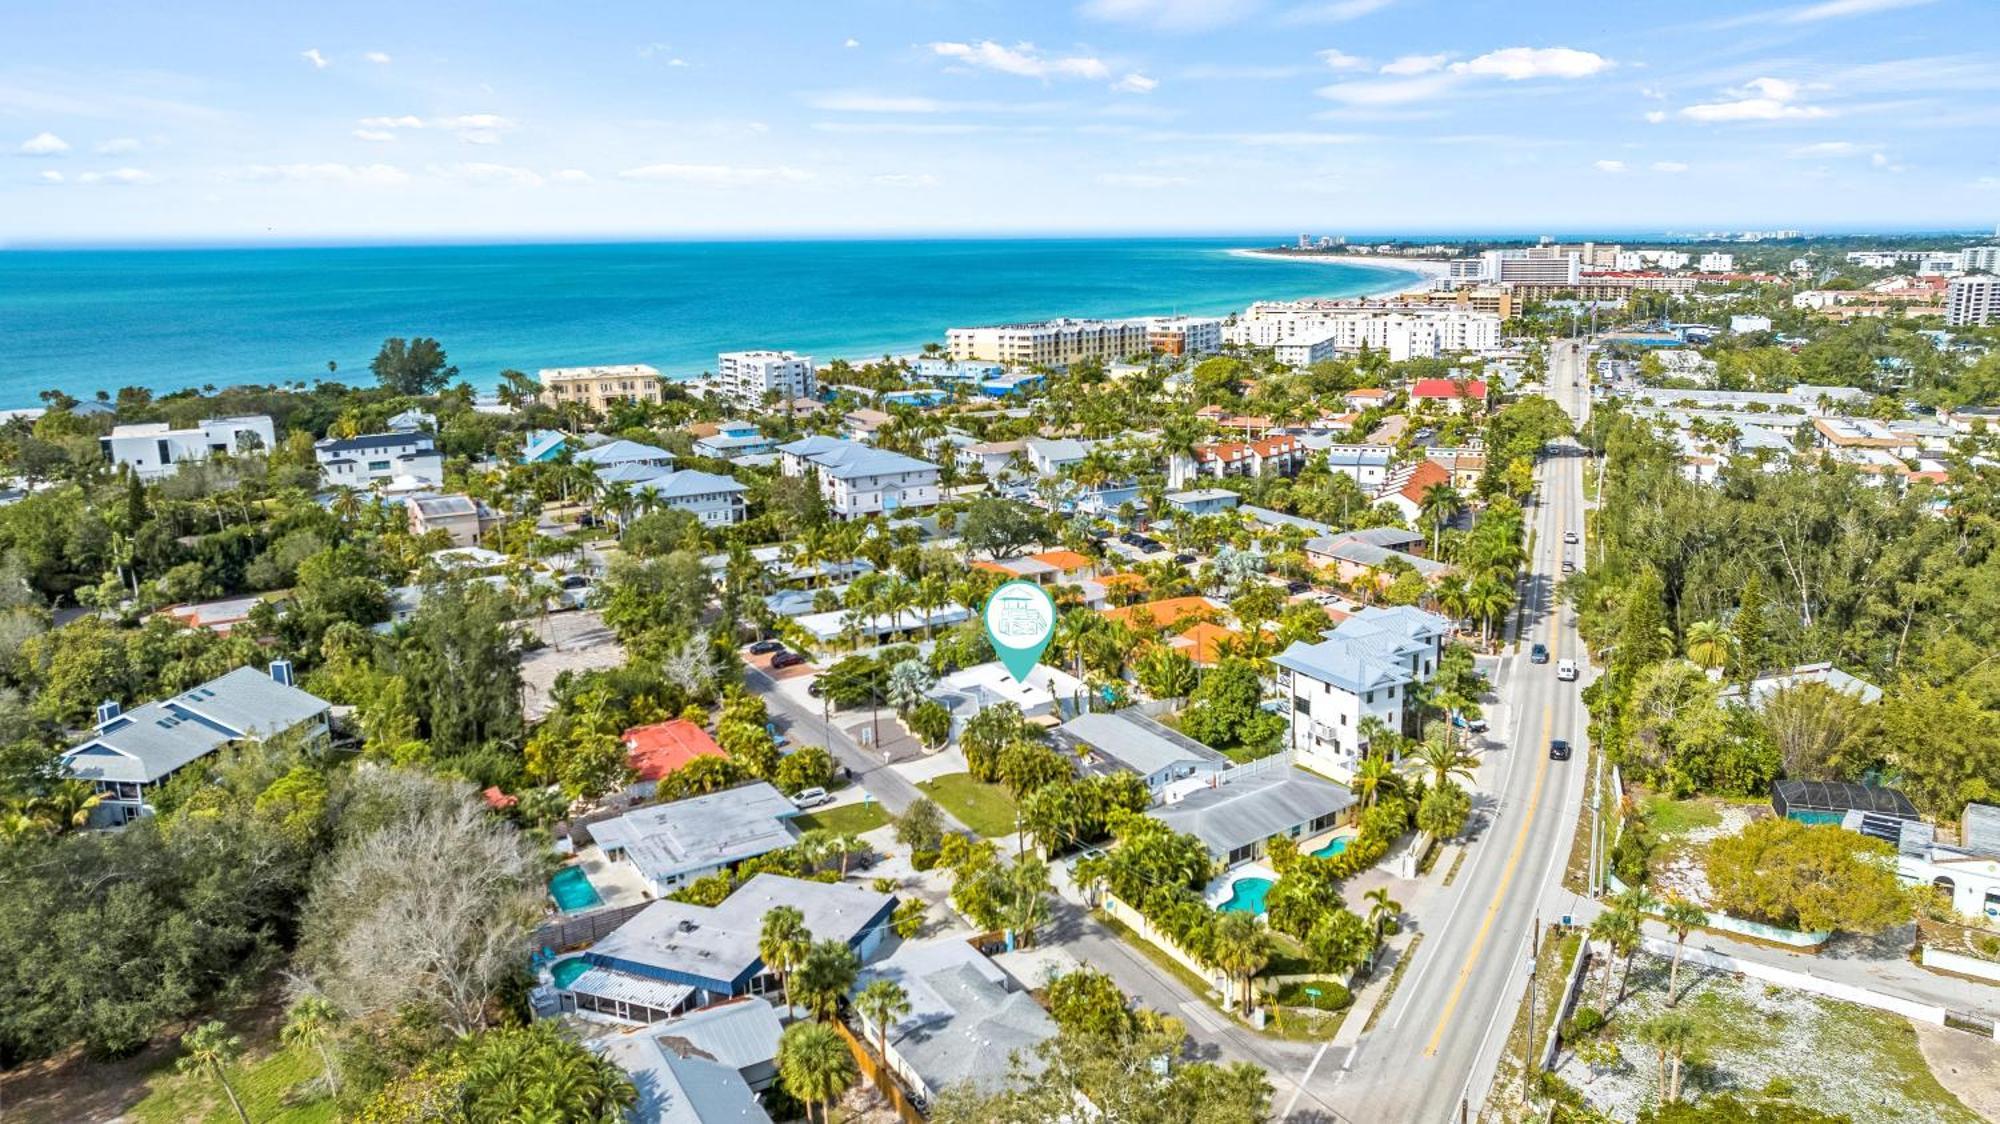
[983,579,1057,683]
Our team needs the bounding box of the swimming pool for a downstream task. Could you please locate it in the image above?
[1219,876,1274,914]
[551,957,591,989]
[1311,837,1350,860]
[550,866,604,912]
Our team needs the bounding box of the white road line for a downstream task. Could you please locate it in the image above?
[1281,1040,1335,1120]
[1177,1000,1220,1034]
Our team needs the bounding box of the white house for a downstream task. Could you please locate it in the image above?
[1024,437,1092,476]
[1889,805,2000,923]
[929,660,1087,726]
[585,782,802,897]
[1272,605,1451,781]
[101,416,275,480]
[777,435,941,519]
[633,468,749,526]
[315,431,445,490]
[1321,445,1394,488]
[1729,314,1773,334]
[852,938,1057,1104]
[692,420,775,461]
[61,663,331,828]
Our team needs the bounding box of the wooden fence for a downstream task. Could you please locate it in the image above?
[532,901,650,954]
[832,1018,926,1123]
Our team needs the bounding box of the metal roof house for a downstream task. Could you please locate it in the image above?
[592,994,787,1120]
[587,782,803,897]
[1721,662,1884,709]
[1150,763,1356,868]
[853,938,1057,1103]
[1272,605,1453,783]
[573,875,896,1022]
[1052,709,1227,797]
[61,663,331,829]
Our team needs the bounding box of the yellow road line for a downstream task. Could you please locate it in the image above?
[1421,457,1568,1057]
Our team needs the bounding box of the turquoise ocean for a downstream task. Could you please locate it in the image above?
[0,238,1420,407]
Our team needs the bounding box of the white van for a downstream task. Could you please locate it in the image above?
[1556,659,1578,682]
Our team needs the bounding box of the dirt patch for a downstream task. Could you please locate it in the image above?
[1914,1021,2000,1123]
[1648,803,1756,908]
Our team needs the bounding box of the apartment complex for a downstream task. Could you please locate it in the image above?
[315,431,444,490]
[1225,300,1501,359]
[1141,316,1224,356]
[1947,275,1999,327]
[716,350,817,409]
[101,416,276,480]
[537,365,665,411]
[946,318,1151,366]
[778,435,941,519]
[1272,605,1452,782]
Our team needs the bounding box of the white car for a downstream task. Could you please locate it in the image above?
[1556,659,1579,682]
[1563,531,1579,544]
[790,786,832,809]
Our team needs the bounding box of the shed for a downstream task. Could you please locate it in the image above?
[1771,779,1917,825]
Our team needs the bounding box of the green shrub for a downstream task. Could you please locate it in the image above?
[910,849,941,871]
[1273,980,1352,1011]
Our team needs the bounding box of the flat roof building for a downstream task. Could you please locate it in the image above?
[538,364,665,411]
[587,782,803,896]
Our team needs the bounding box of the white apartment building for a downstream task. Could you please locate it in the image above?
[1142,316,1223,357]
[1479,248,1580,286]
[777,435,941,519]
[537,365,665,411]
[1226,301,1501,359]
[715,350,817,409]
[1948,275,2000,327]
[101,416,276,480]
[945,318,1151,367]
[1651,250,1691,270]
[1697,252,1737,273]
[1613,251,1644,271]
[315,431,445,491]
[1273,332,1340,368]
[1963,246,2000,273]
[1272,605,1451,782]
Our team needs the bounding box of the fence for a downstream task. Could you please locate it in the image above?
[1215,748,1296,785]
[1539,938,1593,1071]
[532,901,650,954]
[1640,936,1948,1025]
[833,1018,926,1124]
[1921,946,2000,985]
[1606,871,1831,948]
[1101,893,1224,996]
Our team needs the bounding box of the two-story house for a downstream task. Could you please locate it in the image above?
[315,431,445,490]
[101,416,276,480]
[777,436,940,519]
[1272,605,1451,781]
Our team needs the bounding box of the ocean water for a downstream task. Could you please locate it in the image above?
[0,238,1420,407]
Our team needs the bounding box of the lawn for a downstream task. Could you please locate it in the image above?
[1639,794,1724,837]
[918,773,1020,838]
[130,1039,336,1124]
[791,800,891,836]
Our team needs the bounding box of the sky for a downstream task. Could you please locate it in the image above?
[4,0,1998,244]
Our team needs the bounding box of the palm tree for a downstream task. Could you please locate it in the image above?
[1363,886,1401,970]
[1589,909,1640,1010]
[854,978,912,1090]
[1463,573,1515,650]
[777,1020,857,1124]
[794,939,861,1022]
[1660,897,1709,1007]
[1683,619,1732,672]
[282,995,343,1097]
[176,1021,250,1124]
[758,906,812,1014]
[1208,911,1272,1018]
[1418,482,1465,550]
[1352,751,1398,811]
[1637,1012,1699,1104]
[1411,734,1479,794]
[1356,714,1399,761]
[32,779,102,834]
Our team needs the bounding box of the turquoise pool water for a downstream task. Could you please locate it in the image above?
[550,867,604,912]
[1786,810,1846,826]
[1219,877,1274,914]
[551,957,591,989]
[1311,837,1350,859]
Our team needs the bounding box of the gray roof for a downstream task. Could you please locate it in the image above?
[63,665,329,785]
[651,998,784,1075]
[855,939,1055,1097]
[1721,662,1884,708]
[316,432,435,455]
[778,436,938,480]
[1053,710,1226,779]
[1273,636,1409,695]
[597,1035,772,1124]
[579,439,677,466]
[1241,505,1334,537]
[587,783,801,884]
[410,494,482,519]
[1026,437,1089,464]
[591,874,895,987]
[1306,537,1451,578]
[1150,768,1356,857]
[1166,488,1238,507]
[1963,803,2000,859]
[639,470,749,501]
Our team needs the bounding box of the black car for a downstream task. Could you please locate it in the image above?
[1549,739,1572,761]
[770,651,807,669]
[1118,531,1148,547]
[747,639,785,655]
[1285,581,1312,595]
[1530,642,1549,664]
[806,679,824,697]
[1173,553,1197,565]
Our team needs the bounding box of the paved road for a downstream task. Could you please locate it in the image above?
[744,663,935,818]
[1320,340,1596,1122]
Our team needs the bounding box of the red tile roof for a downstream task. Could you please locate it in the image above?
[623,719,727,781]
[1410,378,1488,400]
[482,785,518,810]
[1399,459,1454,504]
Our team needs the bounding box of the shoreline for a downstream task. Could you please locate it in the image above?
[1225,248,1451,297]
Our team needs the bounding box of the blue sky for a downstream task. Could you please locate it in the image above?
[4,0,1997,243]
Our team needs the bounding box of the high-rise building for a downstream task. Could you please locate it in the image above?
[1961,246,2000,273]
[1141,316,1224,357]
[1479,247,1580,286]
[946,318,1151,366]
[715,351,817,408]
[1946,275,2000,327]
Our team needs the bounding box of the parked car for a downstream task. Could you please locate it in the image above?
[771,651,807,669]
[1556,658,1578,682]
[1172,553,1197,565]
[806,678,824,697]
[790,787,832,809]
[1451,713,1489,733]
[1563,530,1579,544]
[1530,642,1549,664]
[747,639,785,655]
[1118,532,1148,547]
[1548,739,1572,761]
[1285,580,1312,595]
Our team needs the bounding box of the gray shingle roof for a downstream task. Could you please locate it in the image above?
[597,1035,772,1124]
[856,939,1055,1097]
[590,874,895,988]
[587,783,801,885]
[1053,710,1226,779]
[62,665,329,785]
[1150,768,1356,857]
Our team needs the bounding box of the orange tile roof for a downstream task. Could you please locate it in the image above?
[482,785,518,810]
[1172,621,1243,665]
[971,560,1017,575]
[1031,549,1096,573]
[622,719,726,781]
[1398,459,1453,504]
[1101,596,1222,631]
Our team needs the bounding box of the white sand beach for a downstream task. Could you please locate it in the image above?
[1226,247,1453,297]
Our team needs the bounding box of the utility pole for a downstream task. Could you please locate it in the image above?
[1523,915,1542,1106]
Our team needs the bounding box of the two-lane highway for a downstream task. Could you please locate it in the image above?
[1321,340,1595,1121]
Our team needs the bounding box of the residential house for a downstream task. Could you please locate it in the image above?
[634,470,750,527]
[1321,445,1393,488]
[1168,435,1305,489]
[1053,710,1227,796]
[408,493,502,548]
[579,439,678,471]
[1273,605,1451,780]
[315,431,445,491]
[1150,764,1357,868]
[852,939,1058,1104]
[1719,662,1883,709]
[777,436,941,519]
[62,664,331,828]
[1024,437,1091,476]
[692,421,776,461]
[586,782,803,897]
[1408,378,1489,414]
[520,429,571,464]
[1879,805,2000,923]
[101,416,275,480]
[623,720,728,794]
[1304,528,1448,585]
[1165,488,1240,517]
[930,661,1088,726]
[594,998,781,1123]
[842,408,894,444]
[570,875,896,1021]
[1374,459,1456,524]
[386,407,435,432]
[158,594,268,635]
[1343,388,1394,412]
[955,439,1025,478]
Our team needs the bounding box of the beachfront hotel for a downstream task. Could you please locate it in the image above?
[537,364,665,411]
[946,318,1152,367]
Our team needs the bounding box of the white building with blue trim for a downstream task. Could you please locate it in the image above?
[1273,605,1451,781]
[777,436,940,519]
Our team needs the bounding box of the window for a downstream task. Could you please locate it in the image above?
[1366,690,1374,704]
[1293,695,1309,714]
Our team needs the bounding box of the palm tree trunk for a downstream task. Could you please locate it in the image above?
[215,1067,251,1124]
[1670,1050,1684,1103]
[317,1041,340,1095]
[1668,941,1683,1007]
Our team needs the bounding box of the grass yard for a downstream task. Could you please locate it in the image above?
[130,1038,337,1124]
[1639,794,1724,837]
[791,800,891,836]
[918,773,1020,838]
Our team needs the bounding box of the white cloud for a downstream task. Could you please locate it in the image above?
[1113,73,1159,94]
[872,172,939,187]
[807,92,1063,115]
[17,131,69,155]
[1789,140,1866,156]
[552,169,593,184]
[1078,0,1262,32]
[37,170,62,184]
[78,167,155,185]
[364,51,392,64]
[1181,63,1307,79]
[1316,73,1461,105]
[354,114,516,144]
[1593,159,1626,173]
[95,137,141,154]
[1381,54,1447,76]
[929,41,1109,80]
[1644,110,1668,124]
[617,162,814,186]
[844,37,861,48]
[1318,50,1368,71]
[353,129,397,142]
[1681,77,1828,121]
[301,48,330,70]
[440,161,544,187]
[1095,172,1190,188]
[1452,47,1611,81]
[1783,0,1936,22]
[359,115,426,129]
[1651,160,1689,172]
[435,114,514,130]
[1279,0,1398,24]
[233,162,409,185]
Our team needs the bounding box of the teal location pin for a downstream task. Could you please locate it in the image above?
[983,580,1057,683]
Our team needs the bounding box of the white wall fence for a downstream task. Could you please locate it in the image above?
[1642,936,1947,1025]
[1920,945,2000,985]
[1607,871,1832,948]
[1102,892,1225,996]
[1540,938,1595,1071]
[1216,748,1296,785]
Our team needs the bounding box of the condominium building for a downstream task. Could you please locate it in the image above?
[1272,605,1451,782]
[1697,252,1737,273]
[1225,301,1501,359]
[946,318,1151,367]
[716,350,817,409]
[537,365,665,411]
[1142,316,1224,357]
[777,435,941,519]
[1479,248,1581,287]
[101,416,276,480]
[1947,275,2000,327]
[1962,247,2000,274]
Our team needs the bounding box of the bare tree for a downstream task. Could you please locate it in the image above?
[660,628,718,696]
[299,771,544,1034]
